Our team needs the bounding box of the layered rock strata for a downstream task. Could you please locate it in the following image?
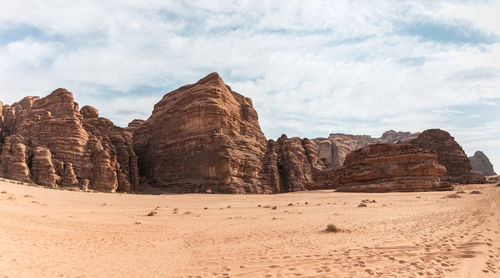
[333,143,451,192]
[134,73,275,193]
[0,89,138,192]
[133,73,330,193]
[314,130,418,169]
[409,129,481,184]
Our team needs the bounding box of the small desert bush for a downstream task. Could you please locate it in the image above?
[147,210,158,216]
[326,224,338,233]
[272,206,277,210]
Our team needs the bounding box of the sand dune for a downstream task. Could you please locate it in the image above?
[0,181,498,277]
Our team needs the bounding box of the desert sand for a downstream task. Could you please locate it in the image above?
[0,180,498,278]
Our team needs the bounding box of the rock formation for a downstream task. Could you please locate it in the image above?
[133,73,331,193]
[332,143,451,192]
[314,130,419,169]
[469,151,496,176]
[409,129,482,184]
[0,73,481,193]
[0,89,138,192]
[134,73,276,193]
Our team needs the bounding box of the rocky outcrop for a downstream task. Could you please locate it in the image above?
[380,130,412,142]
[0,89,138,192]
[31,146,60,186]
[0,135,31,183]
[274,135,312,192]
[409,129,481,184]
[314,130,418,169]
[322,134,377,168]
[333,143,451,192]
[134,73,273,193]
[126,119,146,130]
[469,151,496,176]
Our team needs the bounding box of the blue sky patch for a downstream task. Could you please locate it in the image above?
[399,21,498,44]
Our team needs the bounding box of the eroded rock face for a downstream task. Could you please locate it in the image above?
[134,73,272,193]
[313,130,418,169]
[274,135,312,192]
[409,129,480,184]
[333,143,451,192]
[0,89,138,192]
[469,151,496,176]
[31,146,60,186]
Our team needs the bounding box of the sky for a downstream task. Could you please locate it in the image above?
[0,0,499,172]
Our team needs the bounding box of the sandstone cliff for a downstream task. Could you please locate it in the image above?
[333,143,451,192]
[410,129,483,184]
[134,73,281,193]
[0,89,138,192]
[469,151,496,176]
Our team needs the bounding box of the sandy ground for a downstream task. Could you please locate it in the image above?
[0,181,498,278]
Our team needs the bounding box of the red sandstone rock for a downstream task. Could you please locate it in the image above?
[333,143,451,192]
[410,129,479,184]
[314,130,418,169]
[80,105,99,119]
[134,73,270,193]
[0,89,138,192]
[0,135,31,183]
[126,119,146,130]
[31,146,60,187]
[275,135,312,192]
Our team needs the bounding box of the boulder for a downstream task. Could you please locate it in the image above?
[80,105,99,119]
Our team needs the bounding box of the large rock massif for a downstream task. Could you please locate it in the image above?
[0,89,138,192]
[409,129,483,184]
[469,151,496,176]
[134,73,272,193]
[0,73,480,193]
[133,73,322,193]
[332,143,451,192]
